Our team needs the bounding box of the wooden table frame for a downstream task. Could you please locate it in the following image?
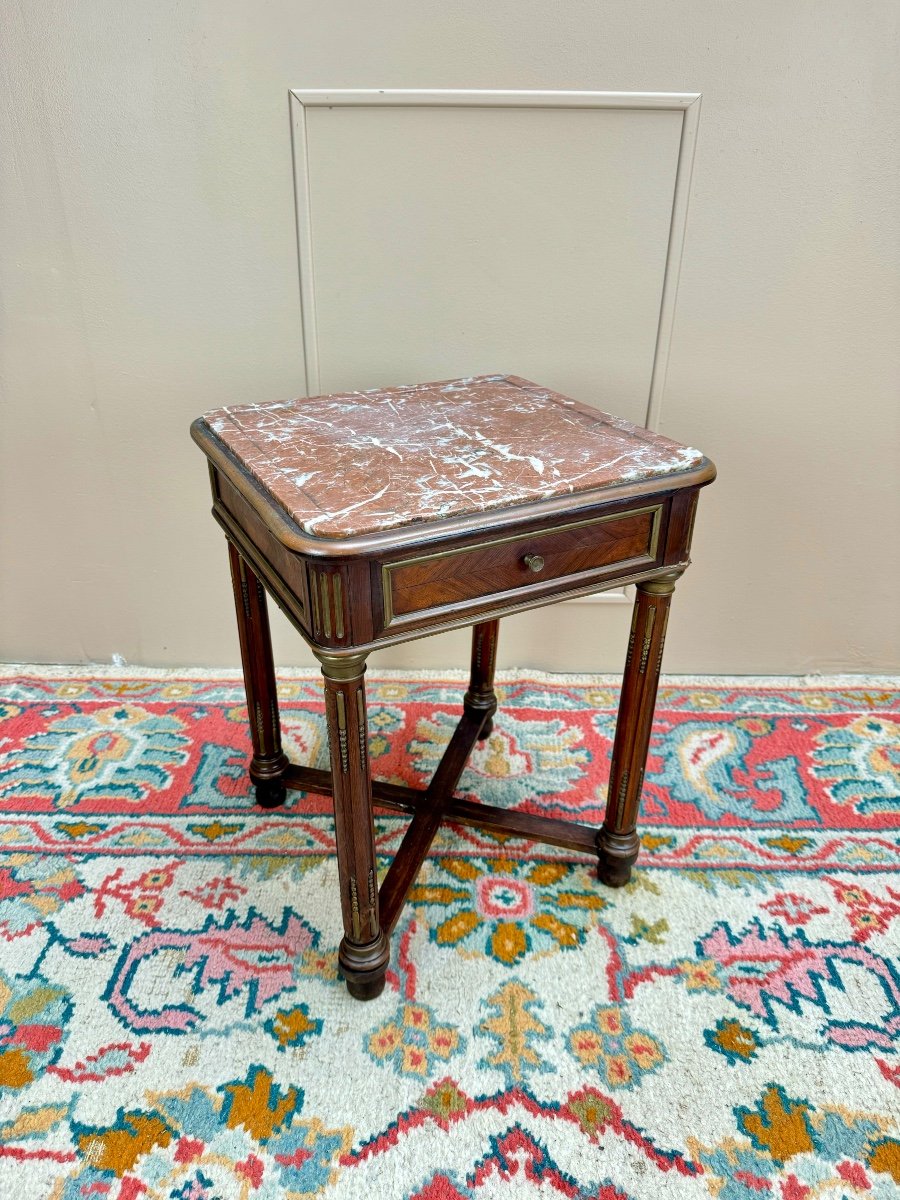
[195,418,715,1000]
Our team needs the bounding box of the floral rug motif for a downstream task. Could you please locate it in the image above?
[0,667,898,1199]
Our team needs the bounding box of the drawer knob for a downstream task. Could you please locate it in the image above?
[523,553,545,573]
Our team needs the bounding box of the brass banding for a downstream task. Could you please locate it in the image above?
[685,492,699,551]
[367,868,379,936]
[655,606,670,673]
[255,701,266,754]
[335,691,349,773]
[238,557,252,621]
[333,573,344,639]
[624,604,640,669]
[320,573,331,638]
[349,875,361,941]
[639,607,657,674]
[356,688,367,762]
[309,567,321,633]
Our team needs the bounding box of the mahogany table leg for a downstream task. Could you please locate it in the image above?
[597,571,681,887]
[464,619,500,740]
[318,652,390,1000]
[227,543,289,809]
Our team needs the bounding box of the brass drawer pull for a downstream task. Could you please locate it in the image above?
[523,554,545,573]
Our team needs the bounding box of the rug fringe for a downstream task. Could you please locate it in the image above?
[0,662,897,689]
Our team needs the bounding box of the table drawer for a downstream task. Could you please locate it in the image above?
[382,503,662,625]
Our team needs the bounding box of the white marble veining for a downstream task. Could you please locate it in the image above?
[205,375,704,538]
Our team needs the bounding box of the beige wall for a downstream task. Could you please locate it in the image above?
[2,2,898,674]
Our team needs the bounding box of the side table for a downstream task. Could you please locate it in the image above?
[191,374,715,999]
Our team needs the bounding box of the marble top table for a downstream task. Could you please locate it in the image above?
[192,374,716,999]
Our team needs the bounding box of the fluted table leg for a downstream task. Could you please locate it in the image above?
[598,571,681,887]
[318,652,390,1000]
[228,544,289,809]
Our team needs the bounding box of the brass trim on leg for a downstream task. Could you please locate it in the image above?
[637,569,682,596]
[333,574,345,639]
[335,692,349,773]
[349,875,361,941]
[638,607,656,674]
[255,701,267,755]
[316,651,368,682]
[624,603,639,669]
[320,572,332,637]
[655,606,670,673]
[356,688,367,761]
[238,557,252,621]
[310,568,321,634]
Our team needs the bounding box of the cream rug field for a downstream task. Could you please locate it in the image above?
[0,667,897,1198]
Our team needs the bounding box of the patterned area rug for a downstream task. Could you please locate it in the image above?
[0,667,898,1199]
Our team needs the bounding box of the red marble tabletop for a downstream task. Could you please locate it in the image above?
[201,374,704,539]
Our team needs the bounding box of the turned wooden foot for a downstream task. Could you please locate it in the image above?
[596,830,639,887]
[254,779,287,810]
[341,932,390,1000]
[346,975,387,1001]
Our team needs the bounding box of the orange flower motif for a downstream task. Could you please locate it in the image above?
[402,1046,427,1075]
[625,1033,663,1071]
[571,1031,603,1058]
[596,1008,624,1036]
[371,1027,402,1055]
[605,1056,633,1087]
[367,1003,463,1078]
[410,858,606,966]
[568,1006,665,1090]
[680,958,722,991]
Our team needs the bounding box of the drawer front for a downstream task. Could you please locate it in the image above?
[382,503,662,625]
